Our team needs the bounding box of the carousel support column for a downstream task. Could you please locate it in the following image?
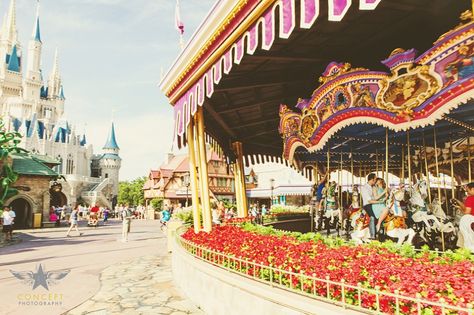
[187,120,201,233]
[196,107,212,232]
[359,161,363,206]
[233,162,243,217]
[232,141,248,217]
[423,134,432,203]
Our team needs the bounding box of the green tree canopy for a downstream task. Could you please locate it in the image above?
[0,118,25,206]
[118,176,146,207]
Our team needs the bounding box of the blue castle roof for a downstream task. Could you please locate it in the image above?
[7,45,20,72]
[34,16,41,42]
[103,123,119,150]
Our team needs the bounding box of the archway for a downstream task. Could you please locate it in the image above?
[50,191,67,208]
[9,198,33,229]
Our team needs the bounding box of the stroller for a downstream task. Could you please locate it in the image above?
[88,213,99,227]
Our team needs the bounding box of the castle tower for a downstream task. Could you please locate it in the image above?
[24,1,42,101]
[99,122,121,197]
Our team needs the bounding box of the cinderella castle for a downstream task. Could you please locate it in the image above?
[0,0,120,209]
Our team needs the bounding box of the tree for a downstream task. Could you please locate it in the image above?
[150,198,163,210]
[0,119,25,206]
[118,176,146,207]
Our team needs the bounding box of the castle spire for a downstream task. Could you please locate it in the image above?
[6,0,17,43]
[103,122,119,150]
[48,48,62,97]
[32,1,41,42]
[51,47,60,78]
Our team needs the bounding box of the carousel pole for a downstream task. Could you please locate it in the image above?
[401,146,405,185]
[325,147,330,212]
[376,149,379,177]
[187,119,201,233]
[423,134,432,203]
[196,107,212,232]
[407,130,412,184]
[385,128,389,192]
[468,136,472,183]
[359,160,363,206]
[351,149,354,190]
[433,127,445,251]
[450,137,455,201]
[433,128,442,204]
[340,151,343,208]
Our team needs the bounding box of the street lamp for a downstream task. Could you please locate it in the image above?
[270,178,275,207]
[183,172,190,207]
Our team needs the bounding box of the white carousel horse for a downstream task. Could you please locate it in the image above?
[351,211,371,244]
[408,180,442,233]
[385,188,416,245]
[429,198,456,233]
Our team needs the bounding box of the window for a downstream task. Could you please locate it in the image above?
[105,173,108,178]
[66,154,74,174]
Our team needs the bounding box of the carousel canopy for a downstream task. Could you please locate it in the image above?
[160,0,473,179]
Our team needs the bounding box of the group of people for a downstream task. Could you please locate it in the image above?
[211,201,237,225]
[315,171,474,249]
[250,204,268,224]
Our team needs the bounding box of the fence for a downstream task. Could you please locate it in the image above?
[175,229,473,315]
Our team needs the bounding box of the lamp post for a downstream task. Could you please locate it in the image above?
[183,172,190,207]
[270,178,275,208]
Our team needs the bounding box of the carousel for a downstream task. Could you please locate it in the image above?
[161,1,474,314]
[278,13,474,251]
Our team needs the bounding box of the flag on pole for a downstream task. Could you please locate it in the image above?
[175,0,184,35]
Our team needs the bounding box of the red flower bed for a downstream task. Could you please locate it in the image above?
[182,225,474,314]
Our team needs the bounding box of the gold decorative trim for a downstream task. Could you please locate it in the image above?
[167,0,278,103]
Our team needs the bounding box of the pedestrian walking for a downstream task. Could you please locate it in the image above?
[121,206,132,242]
[103,207,110,225]
[66,205,83,237]
[160,207,171,231]
[2,206,15,241]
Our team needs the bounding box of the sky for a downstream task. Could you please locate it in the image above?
[14,0,215,180]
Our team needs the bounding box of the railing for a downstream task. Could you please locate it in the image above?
[63,175,102,183]
[175,229,473,315]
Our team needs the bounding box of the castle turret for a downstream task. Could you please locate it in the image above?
[99,122,121,197]
[24,1,42,100]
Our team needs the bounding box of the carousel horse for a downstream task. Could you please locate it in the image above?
[383,187,416,245]
[350,211,371,245]
[342,185,362,238]
[407,180,442,236]
[317,181,341,235]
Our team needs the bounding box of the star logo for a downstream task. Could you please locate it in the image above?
[10,264,70,291]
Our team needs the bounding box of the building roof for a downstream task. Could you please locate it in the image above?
[101,153,121,161]
[11,153,59,177]
[103,122,119,150]
[7,45,20,72]
[149,170,160,179]
[31,154,60,166]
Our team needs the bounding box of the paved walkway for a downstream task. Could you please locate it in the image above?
[0,219,203,315]
[67,255,203,315]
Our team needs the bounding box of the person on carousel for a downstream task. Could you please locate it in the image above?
[372,178,388,232]
[454,182,474,252]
